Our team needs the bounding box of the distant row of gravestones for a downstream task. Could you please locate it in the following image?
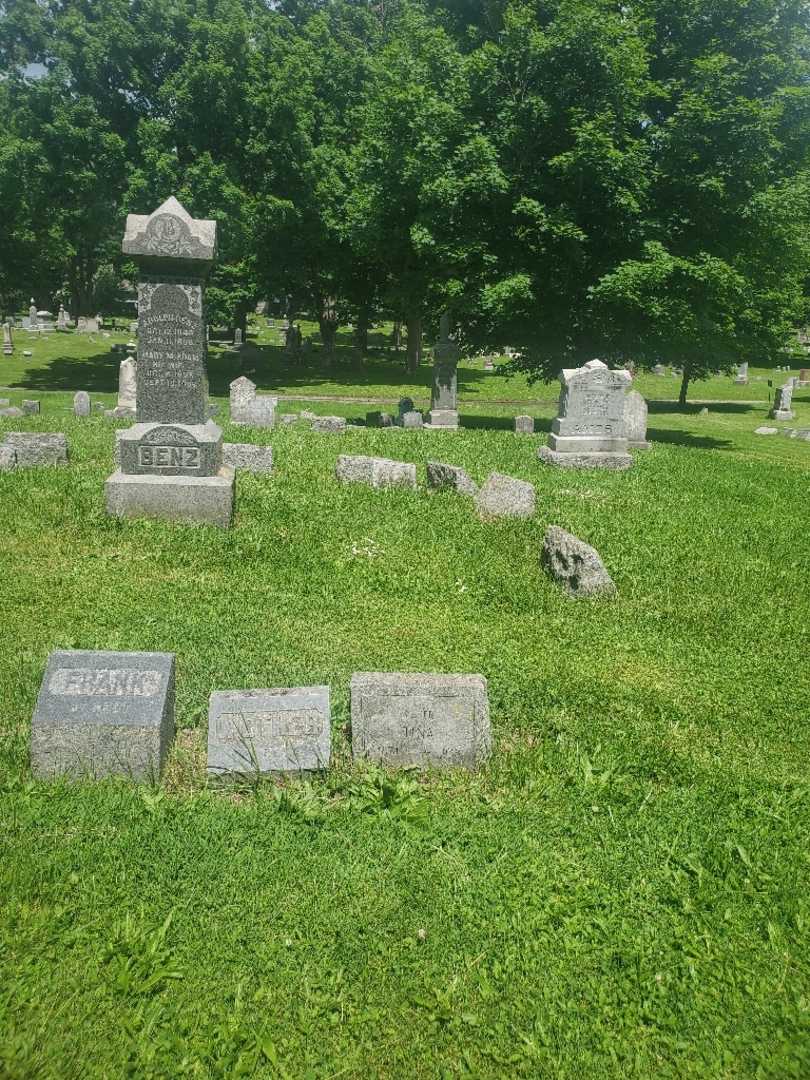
[30,652,491,781]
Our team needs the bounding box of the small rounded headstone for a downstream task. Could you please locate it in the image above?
[74,391,91,417]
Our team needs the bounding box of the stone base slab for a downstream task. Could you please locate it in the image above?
[105,467,235,527]
[549,430,629,454]
[427,410,459,429]
[538,446,632,470]
[627,440,651,450]
[770,410,795,421]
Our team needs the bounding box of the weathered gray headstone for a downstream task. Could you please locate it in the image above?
[76,316,99,333]
[229,377,277,428]
[428,313,459,429]
[538,359,632,469]
[426,461,477,495]
[542,526,615,598]
[335,454,417,489]
[623,390,650,449]
[106,196,234,527]
[734,361,749,385]
[770,380,796,421]
[207,686,330,775]
[2,320,12,355]
[475,472,535,518]
[28,300,38,331]
[31,649,175,780]
[351,673,490,770]
[312,416,346,434]
[0,406,23,418]
[366,410,394,428]
[402,410,423,429]
[652,364,666,376]
[0,444,16,470]
[222,443,274,474]
[73,391,91,417]
[4,433,68,466]
[57,304,67,331]
[798,368,809,387]
[300,410,317,421]
[234,327,243,346]
[118,355,137,412]
[514,415,534,435]
[22,400,40,415]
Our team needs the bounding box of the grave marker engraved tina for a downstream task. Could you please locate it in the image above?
[208,687,331,775]
[105,196,235,527]
[31,649,175,780]
[351,673,491,770]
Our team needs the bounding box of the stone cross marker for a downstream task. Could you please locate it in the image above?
[351,672,491,770]
[207,687,331,776]
[538,359,632,469]
[429,312,460,429]
[2,320,12,355]
[106,196,234,527]
[31,649,175,780]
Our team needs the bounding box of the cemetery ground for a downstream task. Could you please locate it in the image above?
[1,335,809,1077]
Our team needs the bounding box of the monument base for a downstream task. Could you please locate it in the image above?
[627,439,651,450]
[538,446,633,470]
[770,409,795,421]
[426,409,459,429]
[105,467,235,527]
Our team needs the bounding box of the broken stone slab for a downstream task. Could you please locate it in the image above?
[542,525,615,599]
[335,454,417,489]
[222,443,274,474]
[3,432,68,467]
[475,472,535,518]
[754,426,778,435]
[312,416,346,434]
[426,461,477,495]
[537,446,632,470]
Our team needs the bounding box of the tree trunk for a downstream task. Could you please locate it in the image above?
[355,304,370,355]
[392,320,402,352]
[678,364,691,408]
[69,254,96,316]
[405,313,422,374]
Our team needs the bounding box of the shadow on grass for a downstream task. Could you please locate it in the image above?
[647,428,734,450]
[16,352,121,393]
[648,401,762,416]
[460,414,553,433]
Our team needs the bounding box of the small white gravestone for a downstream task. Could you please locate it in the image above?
[734,361,749,385]
[3,320,13,355]
[118,355,137,412]
[57,304,67,331]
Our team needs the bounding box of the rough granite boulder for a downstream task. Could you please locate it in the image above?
[4,433,68,467]
[542,526,615,598]
[335,454,416,489]
[426,461,477,496]
[475,472,535,518]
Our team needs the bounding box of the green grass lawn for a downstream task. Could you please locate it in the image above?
[1,362,809,1076]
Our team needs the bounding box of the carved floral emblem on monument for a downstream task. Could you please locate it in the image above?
[145,214,196,257]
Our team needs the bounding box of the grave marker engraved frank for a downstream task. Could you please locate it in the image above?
[351,673,491,770]
[208,687,331,775]
[105,196,234,526]
[31,649,175,780]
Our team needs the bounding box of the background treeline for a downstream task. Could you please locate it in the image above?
[1,0,809,389]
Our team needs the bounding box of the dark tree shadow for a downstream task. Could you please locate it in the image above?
[646,428,734,449]
[648,401,762,416]
[16,351,121,393]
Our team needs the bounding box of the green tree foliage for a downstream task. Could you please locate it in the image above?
[0,0,807,393]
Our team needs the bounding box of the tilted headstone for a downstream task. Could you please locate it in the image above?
[22,400,40,415]
[351,673,491,770]
[542,526,615,599]
[208,687,331,775]
[538,359,632,469]
[734,361,749,385]
[3,320,13,355]
[222,443,274,474]
[475,472,535,518]
[428,312,459,429]
[4,433,68,467]
[106,196,234,527]
[73,391,91,417]
[623,390,650,449]
[514,415,534,435]
[228,376,276,428]
[426,461,477,495]
[402,410,423,429]
[770,380,796,421]
[31,649,175,780]
[335,454,417,490]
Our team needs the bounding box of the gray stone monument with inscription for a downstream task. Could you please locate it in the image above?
[31,649,175,780]
[3,320,13,355]
[207,686,331,776]
[538,359,632,469]
[351,673,491,770]
[105,197,235,527]
[428,313,459,429]
[770,379,796,421]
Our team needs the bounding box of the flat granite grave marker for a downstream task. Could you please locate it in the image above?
[106,196,234,527]
[335,454,417,489]
[4,433,68,466]
[351,673,490,770]
[31,649,175,780]
[208,687,331,775]
[538,359,632,469]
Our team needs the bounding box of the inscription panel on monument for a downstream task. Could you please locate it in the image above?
[207,688,331,775]
[137,281,207,424]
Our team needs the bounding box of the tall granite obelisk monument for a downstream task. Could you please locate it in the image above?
[427,312,459,429]
[105,197,234,526]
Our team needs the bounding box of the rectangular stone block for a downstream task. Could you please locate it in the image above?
[4,433,68,467]
[427,409,459,429]
[117,421,222,477]
[105,467,235,527]
[514,415,534,434]
[402,411,423,429]
[351,673,491,770]
[31,649,175,780]
[335,454,417,489]
[208,687,330,775]
[222,442,273,474]
[22,400,40,415]
[312,416,346,433]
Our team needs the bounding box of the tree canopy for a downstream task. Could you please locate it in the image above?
[1,0,808,392]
